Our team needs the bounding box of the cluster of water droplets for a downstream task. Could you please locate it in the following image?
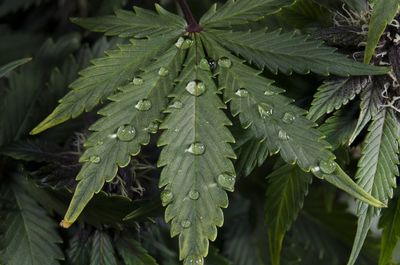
[184,256,204,265]
[132,77,144,86]
[135,99,152,111]
[175,37,194,50]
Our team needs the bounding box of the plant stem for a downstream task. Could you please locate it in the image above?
[177,0,203,33]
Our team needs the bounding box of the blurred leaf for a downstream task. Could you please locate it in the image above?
[0,58,31,79]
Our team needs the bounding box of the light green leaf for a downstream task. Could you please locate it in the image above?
[379,195,400,265]
[348,109,400,265]
[0,57,31,79]
[90,231,118,265]
[157,42,236,264]
[364,0,399,63]
[116,235,158,265]
[71,5,186,38]
[200,0,293,28]
[265,165,312,265]
[308,77,369,122]
[61,45,185,226]
[207,29,389,76]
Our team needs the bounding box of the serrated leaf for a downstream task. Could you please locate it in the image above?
[379,195,400,265]
[116,235,158,265]
[62,46,185,226]
[157,43,236,263]
[207,29,389,76]
[66,232,92,265]
[308,77,369,122]
[0,179,63,265]
[31,35,179,134]
[364,0,399,63]
[90,231,118,265]
[0,57,31,79]
[348,109,400,265]
[200,0,293,27]
[265,165,312,265]
[72,5,186,38]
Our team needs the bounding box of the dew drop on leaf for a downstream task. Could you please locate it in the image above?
[161,190,174,206]
[264,90,276,96]
[89,155,101,164]
[282,112,296,124]
[169,101,183,109]
[175,37,193,49]
[319,160,336,174]
[185,80,206,96]
[158,67,169,77]
[186,142,205,155]
[278,130,290,141]
[116,125,136,142]
[218,57,232,68]
[311,166,321,174]
[235,88,249,97]
[132,77,144,86]
[217,173,236,192]
[181,219,192,228]
[144,121,159,134]
[135,99,152,111]
[199,58,210,71]
[184,256,204,265]
[188,190,200,200]
[258,103,273,118]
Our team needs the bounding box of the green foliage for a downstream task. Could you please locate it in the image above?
[0,58,31,79]
[379,195,400,265]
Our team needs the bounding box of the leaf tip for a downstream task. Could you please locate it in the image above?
[59,219,73,229]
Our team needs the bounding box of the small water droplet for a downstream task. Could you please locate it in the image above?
[144,121,159,134]
[235,89,249,97]
[184,256,204,265]
[278,130,289,141]
[282,112,296,124]
[181,219,192,228]
[135,99,152,111]
[158,67,169,77]
[116,125,136,142]
[258,103,273,118]
[169,101,183,109]
[199,58,210,71]
[311,166,320,174]
[89,155,101,164]
[264,90,276,96]
[175,37,193,49]
[132,77,144,86]
[319,160,336,174]
[217,173,236,192]
[218,57,232,68]
[186,142,205,155]
[188,190,200,200]
[186,80,206,96]
[161,190,174,206]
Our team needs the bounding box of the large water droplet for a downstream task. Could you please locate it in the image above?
[116,125,136,142]
[184,256,204,265]
[218,57,232,68]
[175,37,193,49]
[158,67,169,77]
[161,190,174,206]
[199,58,210,71]
[144,121,159,134]
[181,219,192,228]
[189,190,200,200]
[282,112,296,124]
[132,77,144,86]
[278,130,289,141]
[89,155,101,164]
[186,142,205,155]
[186,80,206,96]
[258,103,273,118]
[217,173,236,192]
[319,160,336,174]
[135,99,152,111]
[169,101,183,109]
[235,89,249,97]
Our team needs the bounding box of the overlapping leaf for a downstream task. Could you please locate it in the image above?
[379,195,400,265]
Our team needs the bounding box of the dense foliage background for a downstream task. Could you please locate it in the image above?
[1,0,400,265]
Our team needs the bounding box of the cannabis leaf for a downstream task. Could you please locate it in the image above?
[90,231,118,265]
[0,57,31,79]
[379,195,400,265]
[116,235,158,265]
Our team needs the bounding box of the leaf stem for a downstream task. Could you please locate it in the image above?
[177,0,203,33]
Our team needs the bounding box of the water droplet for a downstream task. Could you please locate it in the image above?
[116,125,136,142]
[158,67,169,77]
[235,89,249,97]
[186,80,206,96]
[132,77,144,86]
[319,160,336,174]
[282,112,296,124]
[186,142,205,155]
[169,101,183,109]
[258,103,273,118]
[264,90,276,96]
[144,121,159,134]
[135,99,152,111]
[184,256,204,265]
[311,166,320,174]
[89,155,101,164]
[161,190,174,206]
[181,219,192,228]
[278,130,289,141]
[175,37,193,49]
[218,57,232,68]
[199,58,210,71]
[217,173,236,192]
[188,190,200,200]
